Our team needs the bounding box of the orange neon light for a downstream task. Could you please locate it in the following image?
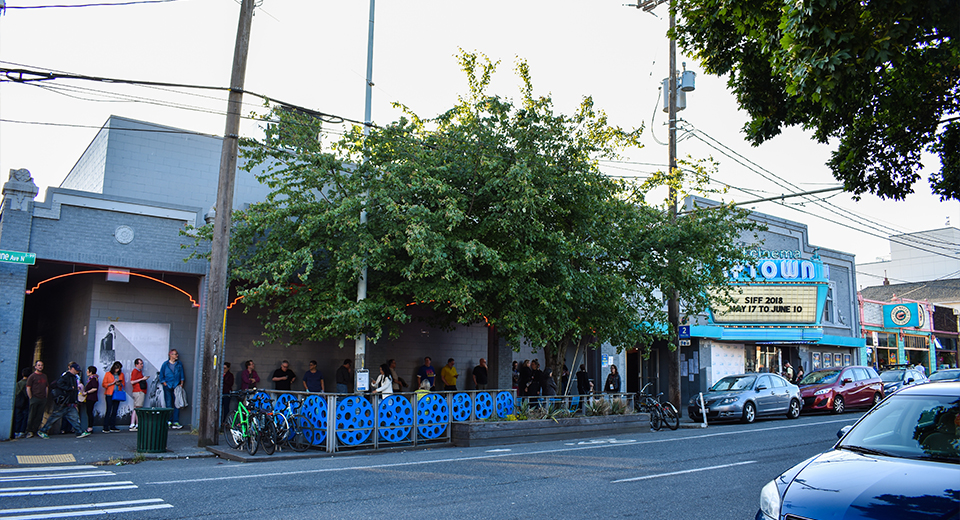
[405,300,490,326]
[26,270,199,307]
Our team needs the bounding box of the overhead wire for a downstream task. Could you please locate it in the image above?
[3,0,188,9]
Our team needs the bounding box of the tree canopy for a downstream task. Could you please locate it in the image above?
[224,52,754,373]
[673,0,960,201]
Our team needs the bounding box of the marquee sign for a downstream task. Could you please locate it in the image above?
[711,285,819,324]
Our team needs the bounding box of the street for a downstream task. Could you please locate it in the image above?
[0,412,861,519]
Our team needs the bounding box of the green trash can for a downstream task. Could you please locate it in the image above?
[137,408,173,453]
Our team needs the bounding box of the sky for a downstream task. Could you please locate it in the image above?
[1,0,957,280]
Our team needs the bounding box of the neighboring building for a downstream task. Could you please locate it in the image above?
[857,227,960,286]
[649,197,865,406]
[0,116,498,440]
[859,281,960,371]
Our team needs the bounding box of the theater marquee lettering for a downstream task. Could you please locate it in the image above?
[712,286,819,324]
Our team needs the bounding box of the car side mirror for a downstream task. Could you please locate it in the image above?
[842,378,853,385]
[756,385,767,391]
[906,378,914,384]
[837,425,852,439]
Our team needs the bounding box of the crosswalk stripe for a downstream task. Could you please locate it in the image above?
[0,466,94,475]
[0,471,114,483]
[0,481,136,497]
[0,503,173,520]
[0,498,165,515]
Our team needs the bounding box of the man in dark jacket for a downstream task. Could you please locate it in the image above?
[37,362,90,439]
[518,360,533,396]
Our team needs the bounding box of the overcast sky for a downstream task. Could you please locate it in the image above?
[1,0,957,280]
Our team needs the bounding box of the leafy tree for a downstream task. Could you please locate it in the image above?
[226,51,754,383]
[673,0,960,201]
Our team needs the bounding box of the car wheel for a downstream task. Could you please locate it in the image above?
[832,395,845,414]
[741,401,756,424]
[871,393,881,407]
[786,399,801,419]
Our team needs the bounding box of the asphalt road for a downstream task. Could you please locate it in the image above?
[0,412,862,520]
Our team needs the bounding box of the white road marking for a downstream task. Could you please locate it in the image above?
[0,499,165,515]
[0,503,172,520]
[0,481,136,497]
[0,471,114,483]
[148,417,851,486]
[485,449,511,452]
[611,460,758,483]
[0,466,94,475]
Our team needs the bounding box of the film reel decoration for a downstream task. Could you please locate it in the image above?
[377,395,413,443]
[301,394,327,445]
[336,396,373,446]
[417,393,449,439]
[452,393,472,421]
[250,391,272,411]
[474,392,493,419]
[496,391,515,417]
[274,393,299,413]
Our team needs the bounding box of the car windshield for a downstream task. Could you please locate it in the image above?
[929,370,960,382]
[880,370,905,382]
[838,394,960,463]
[710,375,756,391]
[800,370,841,385]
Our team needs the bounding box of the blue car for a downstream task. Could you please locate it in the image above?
[756,381,959,520]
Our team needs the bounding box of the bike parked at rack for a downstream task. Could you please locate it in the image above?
[636,383,680,431]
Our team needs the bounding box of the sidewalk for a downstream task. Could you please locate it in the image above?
[0,427,212,467]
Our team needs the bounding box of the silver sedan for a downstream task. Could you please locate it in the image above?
[688,373,801,423]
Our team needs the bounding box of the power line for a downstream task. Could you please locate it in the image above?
[2,0,188,9]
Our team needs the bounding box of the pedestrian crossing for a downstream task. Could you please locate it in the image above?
[0,465,173,519]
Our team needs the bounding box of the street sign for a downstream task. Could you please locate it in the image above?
[678,325,690,338]
[679,339,692,346]
[0,250,35,265]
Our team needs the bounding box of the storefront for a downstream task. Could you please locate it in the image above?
[859,299,937,372]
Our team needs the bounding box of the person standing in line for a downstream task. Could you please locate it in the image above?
[793,364,805,385]
[129,358,147,432]
[271,360,297,391]
[528,360,543,397]
[102,361,124,433]
[472,358,489,390]
[159,349,185,429]
[37,362,90,439]
[335,359,352,393]
[302,360,325,393]
[604,365,621,394]
[518,360,532,396]
[783,362,795,382]
[82,366,98,433]
[221,362,234,424]
[417,357,436,390]
[13,367,31,438]
[372,364,393,395]
[511,361,519,390]
[240,360,260,390]
[415,379,432,401]
[440,358,458,391]
[388,359,406,393]
[576,364,591,396]
[25,360,48,438]
[541,367,558,397]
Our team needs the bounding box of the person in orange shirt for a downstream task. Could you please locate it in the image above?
[102,361,125,433]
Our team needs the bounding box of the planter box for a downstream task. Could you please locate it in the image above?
[451,413,650,447]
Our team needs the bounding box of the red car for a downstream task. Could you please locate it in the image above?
[798,366,884,414]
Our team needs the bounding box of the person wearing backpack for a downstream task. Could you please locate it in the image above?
[37,362,90,439]
[13,367,31,438]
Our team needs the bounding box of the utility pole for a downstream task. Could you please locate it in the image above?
[198,0,255,446]
[355,0,376,380]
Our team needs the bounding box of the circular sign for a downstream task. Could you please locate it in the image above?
[890,305,912,326]
[114,225,134,244]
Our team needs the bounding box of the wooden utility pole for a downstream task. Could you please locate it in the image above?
[666,1,682,414]
[198,0,255,447]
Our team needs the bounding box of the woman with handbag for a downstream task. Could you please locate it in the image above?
[102,361,125,433]
[82,366,99,433]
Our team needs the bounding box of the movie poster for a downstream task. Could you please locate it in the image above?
[94,321,171,421]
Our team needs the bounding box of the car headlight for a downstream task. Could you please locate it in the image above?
[719,397,739,405]
[814,388,831,396]
[759,479,781,520]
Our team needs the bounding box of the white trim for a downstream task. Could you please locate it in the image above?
[33,192,198,224]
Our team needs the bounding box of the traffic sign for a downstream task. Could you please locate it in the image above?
[678,325,690,338]
[0,250,35,265]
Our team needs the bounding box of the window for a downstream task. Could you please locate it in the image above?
[822,281,836,324]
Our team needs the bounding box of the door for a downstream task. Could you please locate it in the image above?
[754,375,777,414]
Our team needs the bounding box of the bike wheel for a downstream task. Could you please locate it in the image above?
[245,415,260,456]
[260,414,277,455]
[662,402,680,430]
[223,413,241,449]
[649,406,663,431]
[287,414,311,452]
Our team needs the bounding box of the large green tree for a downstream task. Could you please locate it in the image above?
[225,52,754,383]
[673,0,960,201]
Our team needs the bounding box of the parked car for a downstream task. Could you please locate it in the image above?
[880,367,927,395]
[929,368,960,382]
[756,381,959,520]
[798,366,884,414]
[688,373,801,424]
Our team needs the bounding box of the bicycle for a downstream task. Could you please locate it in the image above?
[636,383,680,431]
[264,399,311,453]
[223,390,261,455]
